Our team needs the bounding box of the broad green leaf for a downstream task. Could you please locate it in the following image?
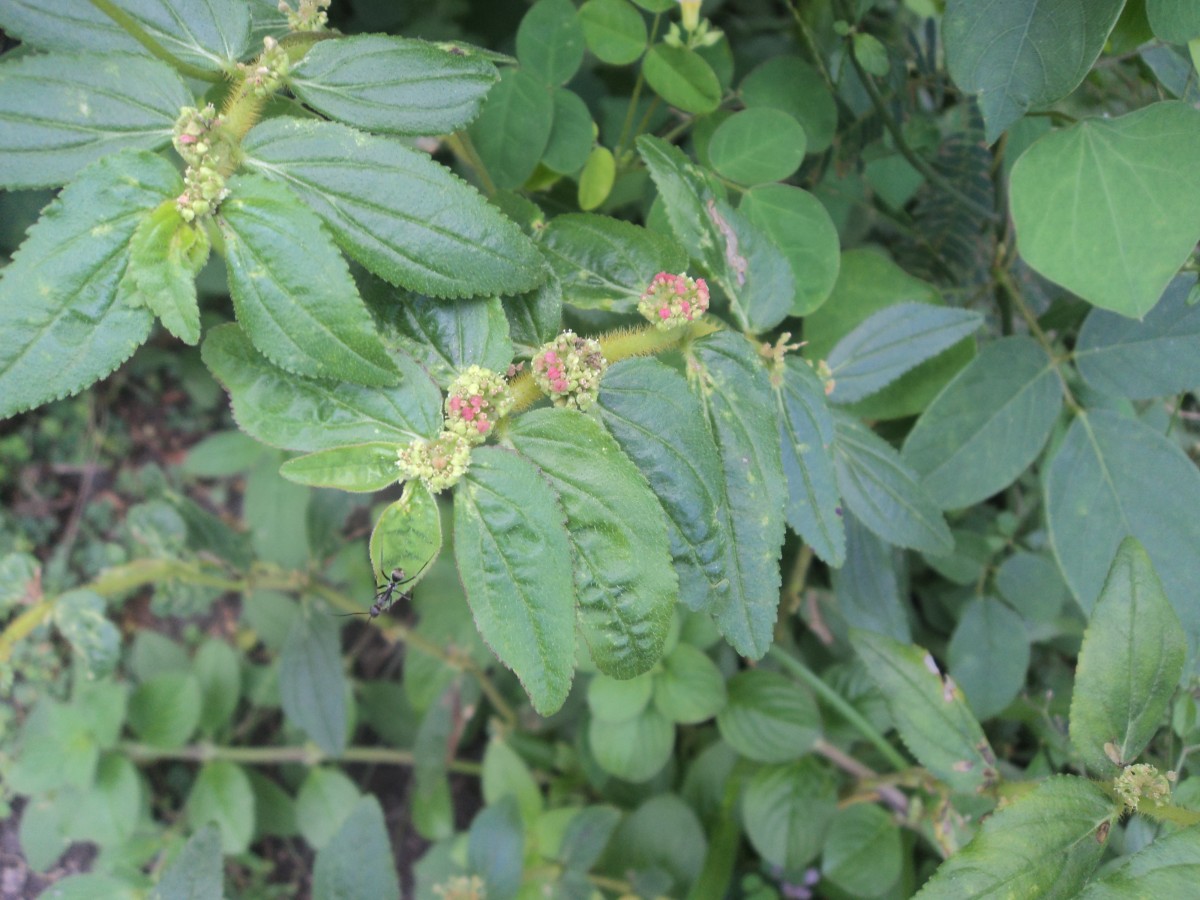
[588,672,654,723]
[194,639,240,737]
[687,332,787,657]
[827,303,983,405]
[1078,824,1200,899]
[716,669,821,762]
[831,513,910,642]
[596,358,729,611]
[708,109,806,186]
[0,151,177,420]
[218,173,397,386]
[201,324,442,452]
[482,738,544,824]
[803,248,973,420]
[1069,538,1186,775]
[242,117,545,298]
[741,759,836,870]
[947,597,1030,720]
[542,88,595,175]
[554,805,622,870]
[833,415,953,555]
[468,68,555,190]
[1148,0,1200,43]
[52,590,120,680]
[0,53,188,189]
[851,629,996,794]
[289,35,497,135]
[1045,409,1200,664]
[997,551,1069,624]
[128,672,202,748]
[0,0,251,72]
[313,797,401,900]
[296,768,361,849]
[509,409,676,678]
[943,0,1125,142]
[186,761,254,854]
[505,272,563,353]
[915,777,1116,898]
[776,357,845,566]
[1075,274,1200,399]
[279,613,347,755]
[454,447,577,714]
[822,804,903,898]
[369,484,442,586]
[588,706,675,782]
[538,213,687,312]
[739,184,840,316]
[468,797,524,900]
[386,294,514,385]
[122,201,208,345]
[643,44,721,114]
[653,644,726,724]
[49,876,138,900]
[740,56,837,153]
[10,699,99,794]
[600,795,706,893]
[280,443,402,493]
[1010,102,1200,318]
[244,456,310,570]
[149,824,223,900]
[902,336,1063,509]
[413,692,455,839]
[579,0,647,65]
[517,0,586,85]
[578,145,616,210]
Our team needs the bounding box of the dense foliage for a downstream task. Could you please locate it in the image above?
[2,0,1200,897]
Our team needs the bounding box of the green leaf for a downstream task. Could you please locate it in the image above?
[943,0,1125,142]
[915,777,1116,898]
[218,173,398,387]
[51,590,120,680]
[194,638,240,737]
[822,804,903,898]
[280,443,403,493]
[0,151,178,420]
[653,644,727,724]
[776,357,845,566]
[643,44,721,114]
[596,358,729,612]
[739,184,840,316]
[802,248,974,420]
[312,797,401,900]
[687,332,787,657]
[279,613,347,755]
[578,145,616,211]
[601,794,706,892]
[588,706,675,782]
[741,759,836,870]
[588,672,654,722]
[832,513,910,642]
[740,56,837,154]
[1078,825,1200,899]
[827,303,984,405]
[708,109,806,186]
[453,447,577,715]
[469,797,525,900]
[539,213,686,312]
[997,551,1069,624]
[482,738,544,824]
[716,669,820,763]
[1069,538,1187,775]
[10,699,98,793]
[149,824,223,900]
[555,805,622,870]
[851,629,996,794]
[122,201,208,345]
[542,89,595,175]
[186,761,254,855]
[369,484,442,586]
[1045,409,1200,663]
[902,336,1063,509]
[579,0,648,65]
[128,673,202,748]
[1010,102,1200,318]
[53,875,139,900]
[242,117,545,298]
[1148,0,1200,43]
[201,324,442,452]
[296,768,361,849]
[509,409,676,678]
[833,415,953,555]
[505,274,563,354]
[468,68,555,190]
[386,294,514,385]
[517,0,586,85]
[0,0,251,72]
[947,597,1030,720]
[0,53,189,189]
[1075,274,1200,399]
[289,35,498,135]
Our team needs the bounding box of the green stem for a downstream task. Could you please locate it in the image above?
[783,0,836,91]
[994,267,1083,414]
[615,14,661,161]
[445,132,497,198]
[767,645,910,771]
[87,0,224,82]
[120,741,483,776]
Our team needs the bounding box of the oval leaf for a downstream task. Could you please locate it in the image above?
[385,294,514,386]
[1078,824,1200,899]
[717,669,821,763]
[279,613,348,756]
[468,68,555,191]
[588,706,675,782]
[281,443,403,493]
[579,0,647,65]
[186,761,254,855]
[643,43,721,114]
[742,759,836,870]
[312,797,401,900]
[517,0,586,85]
[708,108,806,186]
[369,483,443,586]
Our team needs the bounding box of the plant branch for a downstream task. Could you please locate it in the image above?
[87,0,224,82]
[120,741,483,776]
[445,132,497,198]
[994,266,1083,414]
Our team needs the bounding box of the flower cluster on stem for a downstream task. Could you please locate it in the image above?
[397,433,472,494]
[1114,763,1173,811]
[279,0,331,31]
[532,332,608,410]
[638,271,710,329]
[172,104,230,222]
[241,36,291,97]
[444,365,514,446]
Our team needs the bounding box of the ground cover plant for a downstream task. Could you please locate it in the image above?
[2,0,1200,896]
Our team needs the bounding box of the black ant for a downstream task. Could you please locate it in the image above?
[339,567,415,620]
